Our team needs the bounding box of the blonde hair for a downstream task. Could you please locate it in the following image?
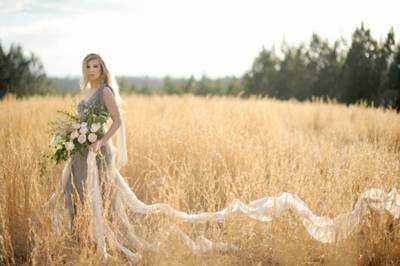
[80,53,112,91]
[80,53,123,110]
[80,54,127,167]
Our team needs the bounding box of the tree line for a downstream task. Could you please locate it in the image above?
[117,75,244,96]
[0,41,53,99]
[1,24,400,109]
[244,24,400,108]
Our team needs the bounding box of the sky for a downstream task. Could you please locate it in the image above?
[0,0,399,78]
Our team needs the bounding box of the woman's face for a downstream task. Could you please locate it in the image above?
[86,59,102,82]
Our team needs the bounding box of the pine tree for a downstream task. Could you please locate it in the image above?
[340,24,380,104]
[0,41,51,99]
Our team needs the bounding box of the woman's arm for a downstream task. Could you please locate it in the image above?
[89,87,121,153]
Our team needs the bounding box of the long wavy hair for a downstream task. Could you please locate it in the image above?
[80,53,112,91]
[80,53,123,110]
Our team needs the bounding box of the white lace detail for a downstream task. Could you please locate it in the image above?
[47,150,400,262]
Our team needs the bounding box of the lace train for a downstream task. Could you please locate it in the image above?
[48,151,400,262]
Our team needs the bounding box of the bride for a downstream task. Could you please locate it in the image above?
[55,53,135,261]
[48,53,400,263]
[51,53,236,262]
[63,53,127,225]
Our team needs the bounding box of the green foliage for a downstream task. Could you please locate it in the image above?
[48,105,110,165]
[340,24,380,103]
[83,104,111,125]
[0,41,53,99]
[244,24,400,108]
[48,110,79,164]
[244,35,346,100]
[159,75,244,96]
[382,43,400,108]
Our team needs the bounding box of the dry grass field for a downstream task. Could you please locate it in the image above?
[1,93,400,265]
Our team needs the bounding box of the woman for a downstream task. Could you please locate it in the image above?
[61,53,133,262]
[63,53,124,225]
[55,53,232,263]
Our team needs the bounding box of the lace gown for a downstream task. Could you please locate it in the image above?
[63,85,115,223]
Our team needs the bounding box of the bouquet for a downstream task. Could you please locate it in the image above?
[49,105,110,164]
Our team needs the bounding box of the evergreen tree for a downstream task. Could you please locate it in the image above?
[227,77,244,96]
[243,47,281,97]
[383,43,400,109]
[196,75,210,96]
[306,35,346,98]
[340,24,380,103]
[163,76,179,94]
[183,75,197,94]
[0,41,51,99]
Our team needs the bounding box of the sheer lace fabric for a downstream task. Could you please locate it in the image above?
[47,151,400,262]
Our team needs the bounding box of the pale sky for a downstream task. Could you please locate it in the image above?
[0,0,399,78]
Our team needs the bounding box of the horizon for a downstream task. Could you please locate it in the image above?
[1,0,399,79]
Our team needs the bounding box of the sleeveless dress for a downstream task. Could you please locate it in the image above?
[63,85,115,223]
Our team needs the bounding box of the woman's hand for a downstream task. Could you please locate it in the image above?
[89,140,103,153]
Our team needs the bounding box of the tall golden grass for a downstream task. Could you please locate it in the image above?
[0,94,399,265]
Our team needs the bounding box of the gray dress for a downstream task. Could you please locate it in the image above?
[63,85,115,223]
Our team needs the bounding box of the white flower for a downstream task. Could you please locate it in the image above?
[88,133,98,143]
[70,131,79,140]
[79,127,88,134]
[90,123,101,132]
[78,134,87,144]
[65,141,75,151]
[50,135,61,146]
[72,123,81,129]
[80,122,88,128]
